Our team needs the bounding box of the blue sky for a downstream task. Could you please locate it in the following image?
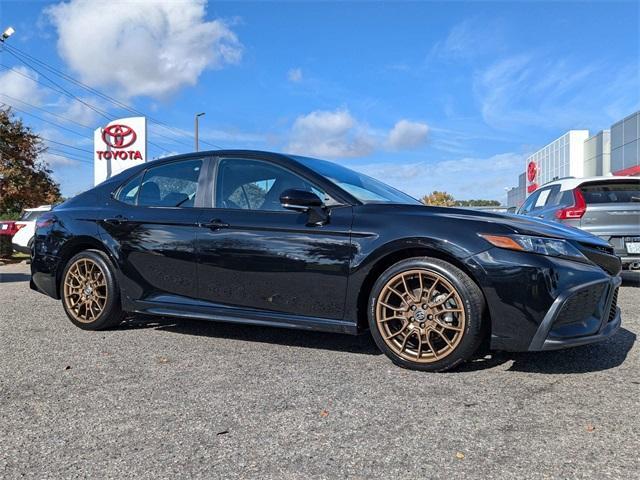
[1,0,638,201]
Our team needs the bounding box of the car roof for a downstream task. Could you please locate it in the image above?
[24,205,52,212]
[542,176,639,191]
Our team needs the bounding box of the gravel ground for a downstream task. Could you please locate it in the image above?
[1,262,639,479]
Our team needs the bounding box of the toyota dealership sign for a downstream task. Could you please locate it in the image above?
[94,117,147,185]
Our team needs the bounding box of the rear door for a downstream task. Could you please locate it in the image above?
[101,157,209,301]
[578,180,640,255]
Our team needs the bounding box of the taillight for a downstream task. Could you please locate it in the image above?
[15,223,27,231]
[555,188,586,220]
[36,213,56,229]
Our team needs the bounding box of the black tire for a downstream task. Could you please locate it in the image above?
[368,257,486,372]
[60,249,125,330]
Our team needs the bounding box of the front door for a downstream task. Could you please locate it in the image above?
[196,156,354,320]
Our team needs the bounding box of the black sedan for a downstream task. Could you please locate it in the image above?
[31,151,622,371]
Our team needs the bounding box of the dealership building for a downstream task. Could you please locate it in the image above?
[506,110,640,209]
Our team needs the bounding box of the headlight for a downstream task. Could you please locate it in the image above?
[479,234,586,260]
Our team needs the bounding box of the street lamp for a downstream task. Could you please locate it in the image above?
[1,26,15,42]
[194,112,205,152]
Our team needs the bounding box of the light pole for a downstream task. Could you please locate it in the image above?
[0,26,15,43]
[194,112,205,152]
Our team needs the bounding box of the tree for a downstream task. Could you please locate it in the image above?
[453,199,501,207]
[0,108,62,217]
[421,191,456,207]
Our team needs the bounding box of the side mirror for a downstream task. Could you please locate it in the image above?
[279,189,323,211]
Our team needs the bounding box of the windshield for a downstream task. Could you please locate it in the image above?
[293,156,420,205]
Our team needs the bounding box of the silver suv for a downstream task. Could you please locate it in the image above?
[518,176,640,270]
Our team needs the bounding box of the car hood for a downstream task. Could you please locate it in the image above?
[368,204,611,248]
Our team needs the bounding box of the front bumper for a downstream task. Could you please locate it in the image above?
[468,247,623,352]
[528,275,621,351]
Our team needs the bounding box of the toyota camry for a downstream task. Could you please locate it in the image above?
[30,151,622,371]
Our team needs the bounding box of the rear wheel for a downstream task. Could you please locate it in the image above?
[368,257,485,372]
[61,250,125,330]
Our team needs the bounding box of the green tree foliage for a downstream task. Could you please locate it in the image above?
[0,108,62,217]
[421,190,500,207]
[421,191,456,207]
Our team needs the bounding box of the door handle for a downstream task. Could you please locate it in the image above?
[104,215,127,225]
[198,219,230,230]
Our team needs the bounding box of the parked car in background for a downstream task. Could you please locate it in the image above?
[0,219,23,238]
[518,177,640,269]
[11,206,52,254]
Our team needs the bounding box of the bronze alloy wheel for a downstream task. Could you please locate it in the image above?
[375,269,466,363]
[63,258,109,323]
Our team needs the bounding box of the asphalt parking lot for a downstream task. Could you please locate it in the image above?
[1,262,638,479]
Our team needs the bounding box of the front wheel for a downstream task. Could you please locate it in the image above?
[368,257,486,372]
[61,250,125,330]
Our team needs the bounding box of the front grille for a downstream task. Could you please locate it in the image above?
[578,243,622,276]
[608,287,619,323]
[554,283,607,327]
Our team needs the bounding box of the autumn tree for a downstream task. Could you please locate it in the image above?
[0,108,62,217]
[421,191,456,207]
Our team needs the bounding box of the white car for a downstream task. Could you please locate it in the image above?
[11,205,52,254]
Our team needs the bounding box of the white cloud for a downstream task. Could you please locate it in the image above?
[474,54,640,131]
[356,152,526,202]
[288,68,303,83]
[286,109,375,158]
[0,66,46,106]
[46,0,243,98]
[387,120,429,149]
[286,109,430,158]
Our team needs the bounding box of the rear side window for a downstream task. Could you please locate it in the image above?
[115,172,143,205]
[138,159,203,207]
[580,182,640,204]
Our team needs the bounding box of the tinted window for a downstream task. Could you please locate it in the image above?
[216,158,328,211]
[138,159,203,207]
[115,172,143,205]
[580,182,640,204]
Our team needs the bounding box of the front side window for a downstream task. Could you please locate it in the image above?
[137,159,203,207]
[216,158,328,211]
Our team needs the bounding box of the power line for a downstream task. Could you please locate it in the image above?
[2,46,113,121]
[4,43,223,150]
[2,102,91,139]
[0,63,200,155]
[0,92,94,130]
[40,137,93,154]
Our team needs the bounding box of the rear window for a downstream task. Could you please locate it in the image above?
[19,210,46,221]
[580,182,640,204]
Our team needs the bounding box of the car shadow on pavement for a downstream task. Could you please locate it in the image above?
[0,273,31,283]
[459,327,636,374]
[120,315,383,356]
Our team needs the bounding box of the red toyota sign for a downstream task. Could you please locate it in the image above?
[96,122,143,160]
[94,117,147,185]
[527,161,537,182]
[102,124,137,149]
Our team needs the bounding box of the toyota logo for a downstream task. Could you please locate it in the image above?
[102,124,137,149]
[527,161,537,182]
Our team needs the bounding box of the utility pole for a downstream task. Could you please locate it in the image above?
[194,112,205,152]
